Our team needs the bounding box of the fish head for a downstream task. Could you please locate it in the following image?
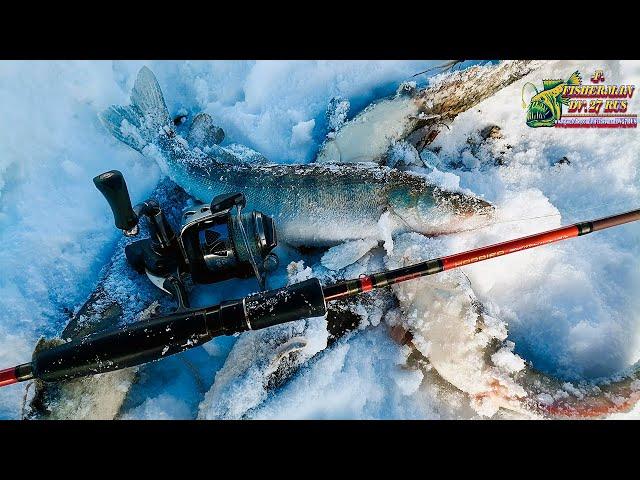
[388,183,494,235]
[526,89,564,127]
[525,73,580,128]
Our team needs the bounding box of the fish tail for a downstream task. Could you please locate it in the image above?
[100,67,172,154]
[521,82,539,109]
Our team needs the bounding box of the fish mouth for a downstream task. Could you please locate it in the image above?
[454,194,495,219]
[432,188,495,218]
[526,100,556,127]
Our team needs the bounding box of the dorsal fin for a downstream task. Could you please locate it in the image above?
[186,113,225,150]
[543,79,564,90]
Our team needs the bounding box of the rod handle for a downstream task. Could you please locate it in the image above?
[31,307,219,382]
[30,279,327,383]
[93,170,138,231]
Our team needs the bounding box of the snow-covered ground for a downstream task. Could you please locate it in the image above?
[0,60,638,419]
[430,61,640,383]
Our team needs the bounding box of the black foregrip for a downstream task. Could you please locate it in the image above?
[243,278,327,330]
[93,170,138,231]
[31,307,221,382]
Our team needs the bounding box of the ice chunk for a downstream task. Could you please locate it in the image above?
[290,119,315,148]
[491,343,526,374]
[377,211,395,255]
[326,96,350,134]
[321,238,379,271]
[387,140,421,169]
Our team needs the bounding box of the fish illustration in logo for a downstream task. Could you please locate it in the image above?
[522,71,581,127]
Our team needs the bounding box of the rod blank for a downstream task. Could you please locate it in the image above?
[323,208,640,301]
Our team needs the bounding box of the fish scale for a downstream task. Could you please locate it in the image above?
[163,148,419,246]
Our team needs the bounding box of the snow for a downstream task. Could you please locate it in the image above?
[321,238,379,270]
[0,59,638,419]
[290,119,316,148]
[122,393,192,420]
[491,342,526,374]
[247,328,439,420]
[427,60,640,383]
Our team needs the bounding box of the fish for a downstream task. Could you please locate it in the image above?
[522,71,581,127]
[316,60,542,165]
[100,67,494,251]
[385,232,640,419]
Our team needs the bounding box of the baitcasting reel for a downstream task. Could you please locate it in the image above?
[93,170,278,309]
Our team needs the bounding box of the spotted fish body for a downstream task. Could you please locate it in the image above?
[151,134,491,246]
[101,67,493,247]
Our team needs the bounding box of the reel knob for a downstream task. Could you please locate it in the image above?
[210,192,246,214]
[93,170,138,232]
[263,253,279,272]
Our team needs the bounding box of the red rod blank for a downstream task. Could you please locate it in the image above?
[441,225,580,270]
[0,367,18,387]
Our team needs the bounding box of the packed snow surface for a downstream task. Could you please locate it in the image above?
[0,60,638,419]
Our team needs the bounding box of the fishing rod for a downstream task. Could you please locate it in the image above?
[1,207,639,388]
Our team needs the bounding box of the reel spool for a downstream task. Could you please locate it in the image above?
[179,192,278,287]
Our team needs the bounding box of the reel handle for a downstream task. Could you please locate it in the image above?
[93,170,138,232]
